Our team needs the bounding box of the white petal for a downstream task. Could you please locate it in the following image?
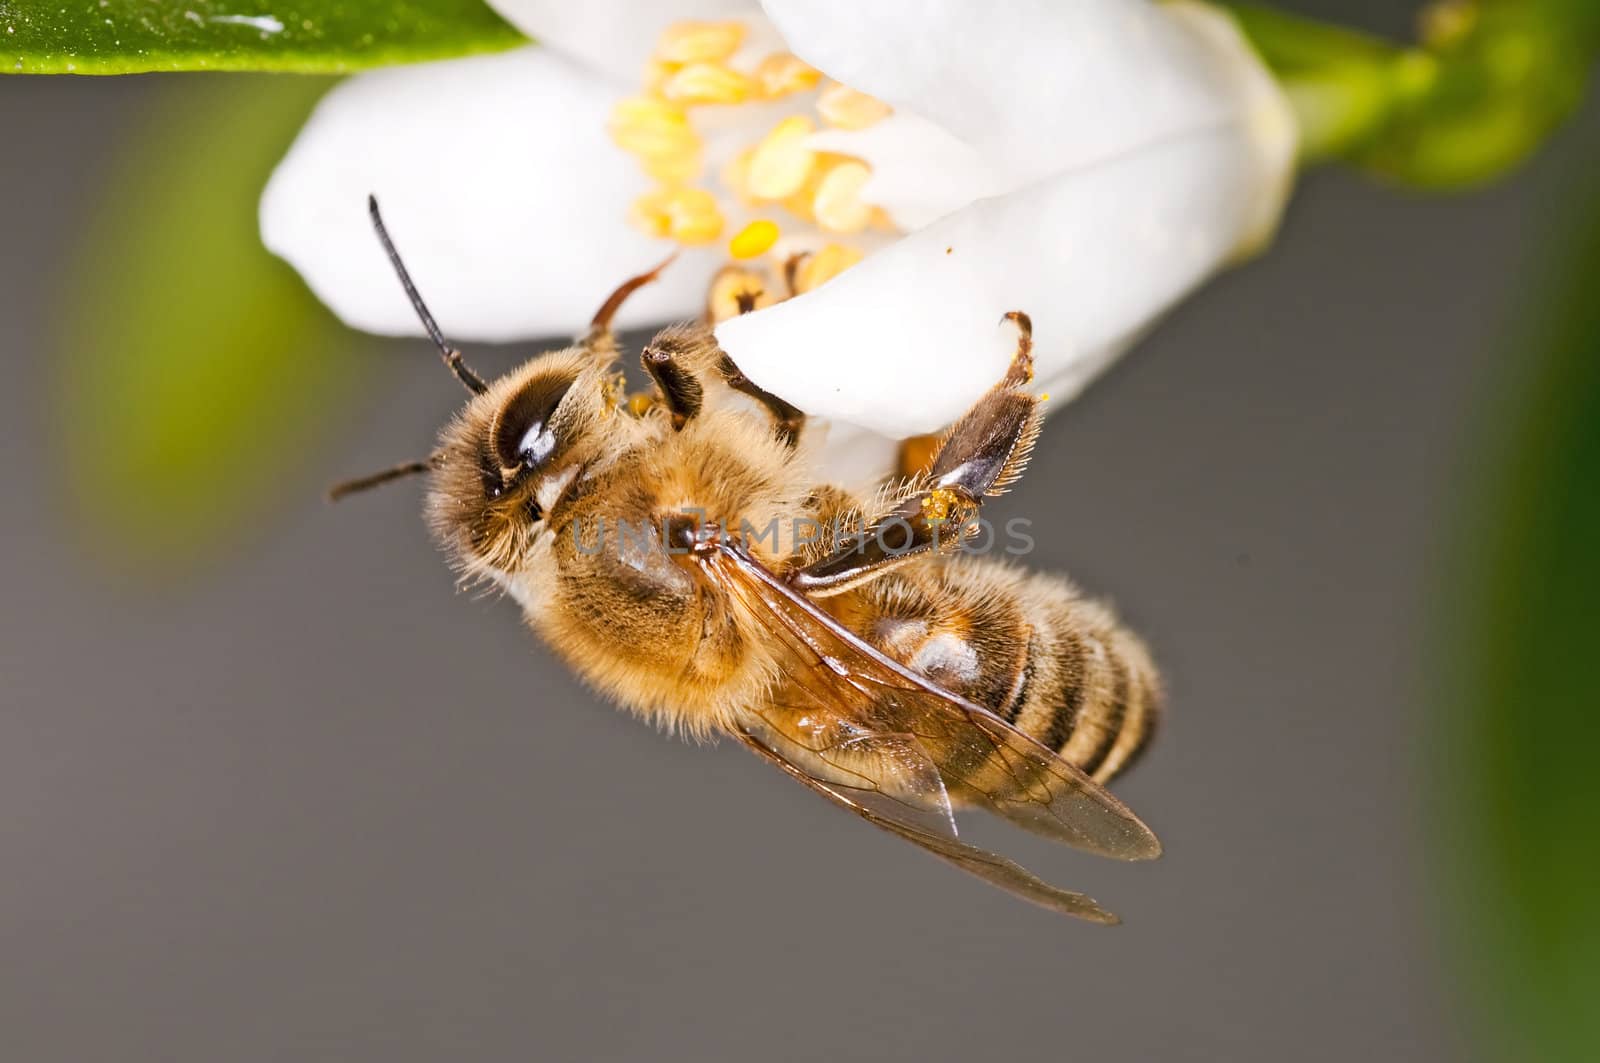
[716,125,1267,439]
[761,0,1288,189]
[261,48,715,342]
[486,0,763,83]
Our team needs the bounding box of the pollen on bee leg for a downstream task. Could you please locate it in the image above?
[792,242,864,294]
[708,265,775,323]
[656,20,746,64]
[817,82,892,130]
[921,487,965,523]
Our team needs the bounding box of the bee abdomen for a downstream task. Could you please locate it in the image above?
[1011,588,1162,785]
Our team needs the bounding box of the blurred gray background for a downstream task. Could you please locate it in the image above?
[3,9,1594,1060]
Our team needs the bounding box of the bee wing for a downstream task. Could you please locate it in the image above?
[738,722,1120,923]
[698,538,1161,862]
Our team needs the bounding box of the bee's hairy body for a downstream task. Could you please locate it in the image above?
[346,205,1166,918]
[427,332,1159,791]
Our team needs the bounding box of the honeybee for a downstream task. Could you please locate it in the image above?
[334,197,1164,923]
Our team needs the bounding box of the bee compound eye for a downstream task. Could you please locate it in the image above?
[494,374,576,472]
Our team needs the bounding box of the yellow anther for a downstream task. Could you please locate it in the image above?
[708,265,776,323]
[657,20,746,64]
[812,159,874,234]
[753,52,821,98]
[817,82,892,129]
[729,219,780,259]
[747,115,817,200]
[628,188,676,238]
[642,57,681,97]
[719,146,758,206]
[628,186,724,244]
[641,146,703,184]
[793,242,863,293]
[608,96,698,159]
[662,61,755,105]
[663,186,725,244]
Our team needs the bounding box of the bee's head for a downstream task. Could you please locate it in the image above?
[426,347,614,575]
[328,196,671,577]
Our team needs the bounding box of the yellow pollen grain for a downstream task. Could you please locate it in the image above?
[729,219,780,259]
[817,82,892,129]
[656,20,746,64]
[921,487,963,522]
[754,52,820,97]
[662,61,755,105]
[746,115,817,200]
[793,242,864,293]
[812,160,874,234]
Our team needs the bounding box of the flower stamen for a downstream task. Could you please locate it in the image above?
[612,20,901,298]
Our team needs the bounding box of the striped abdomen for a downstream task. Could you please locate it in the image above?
[844,558,1162,785]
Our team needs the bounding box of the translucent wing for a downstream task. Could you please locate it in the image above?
[738,720,1120,923]
[696,536,1160,869]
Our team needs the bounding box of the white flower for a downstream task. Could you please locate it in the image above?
[262,0,1295,480]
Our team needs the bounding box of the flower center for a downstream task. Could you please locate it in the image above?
[607,19,898,319]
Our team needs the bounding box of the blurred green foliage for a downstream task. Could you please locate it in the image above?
[56,77,368,571]
[0,0,523,74]
[1230,0,1596,187]
[1437,153,1600,1061]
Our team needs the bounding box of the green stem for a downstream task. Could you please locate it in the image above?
[1224,1,1598,188]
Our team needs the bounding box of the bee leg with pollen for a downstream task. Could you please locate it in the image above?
[789,312,1042,595]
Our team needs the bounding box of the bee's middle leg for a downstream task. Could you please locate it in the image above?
[790,312,1040,594]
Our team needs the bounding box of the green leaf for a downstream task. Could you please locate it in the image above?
[2,0,525,74]
[1226,0,1595,185]
[1435,154,1600,1061]
[54,76,370,572]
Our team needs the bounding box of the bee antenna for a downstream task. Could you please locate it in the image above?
[367,194,488,396]
[327,455,439,502]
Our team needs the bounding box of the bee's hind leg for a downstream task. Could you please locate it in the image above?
[789,312,1041,595]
